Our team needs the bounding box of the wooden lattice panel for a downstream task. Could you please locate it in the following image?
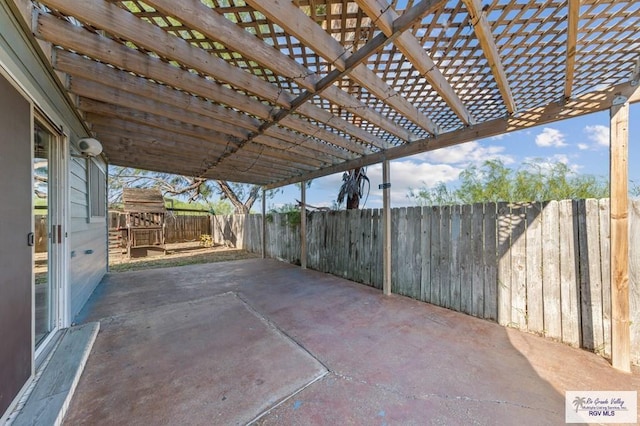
[29,0,640,186]
[573,1,640,97]
[488,0,570,111]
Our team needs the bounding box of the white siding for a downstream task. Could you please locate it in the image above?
[68,152,107,319]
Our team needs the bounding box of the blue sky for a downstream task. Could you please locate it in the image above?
[268,104,639,210]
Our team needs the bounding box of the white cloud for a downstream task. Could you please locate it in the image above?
[577,143,589,150]
[535,127,567,147]
[365,161,462,206]
[584,124,609,147]
[413,141,514,165]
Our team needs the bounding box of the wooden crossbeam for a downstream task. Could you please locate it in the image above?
[245,0,440,135]
[462,0,516,114]
[70,77,250,139]
[357,0,475,124]
[265,81,640,189]
[35,3,369,156]
[54,51,346,164]
[144,0,404,146]
[564,0,580,100]
[90,119,325,169]
[93,122,322,171]
[80,102,326,173]
[37,15,357,162]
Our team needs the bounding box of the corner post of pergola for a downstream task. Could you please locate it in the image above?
[300,181,307,269]
[261,188,266,259]
[610,95,630,372]
[382,160,392,296]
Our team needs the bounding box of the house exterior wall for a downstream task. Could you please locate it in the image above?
[68,154,108,320]
[0,1,107,419]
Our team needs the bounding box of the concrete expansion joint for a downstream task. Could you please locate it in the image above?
[331,371,557,415]
[235,292,331,372]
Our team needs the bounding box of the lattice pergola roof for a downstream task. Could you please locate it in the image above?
[30,0,640,188]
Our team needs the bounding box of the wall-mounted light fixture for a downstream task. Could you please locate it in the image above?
[72,137,103,157]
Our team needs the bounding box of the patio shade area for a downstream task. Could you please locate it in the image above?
[66,259,640,424]
[23,0,640,186]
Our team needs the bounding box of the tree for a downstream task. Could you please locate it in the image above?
[337,167,370,209]
[216,180,260,214]
[108,167,262,214]
[408,159,610,205]
[408,182,457,207]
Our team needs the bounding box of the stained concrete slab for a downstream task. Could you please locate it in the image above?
[67,259,640,424]
[64,292,327,425]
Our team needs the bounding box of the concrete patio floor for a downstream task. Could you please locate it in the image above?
[66,258,639,425]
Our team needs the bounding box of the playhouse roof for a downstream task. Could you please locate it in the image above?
[122,188,166,213]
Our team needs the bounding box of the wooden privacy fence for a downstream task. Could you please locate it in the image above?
[109,211,212,244]
[215,199,640,365]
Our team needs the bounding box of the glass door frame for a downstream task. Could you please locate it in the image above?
[33,109,68,360]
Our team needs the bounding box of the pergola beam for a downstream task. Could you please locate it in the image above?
[357,0,475,124]
[80,103,322,177]
[54,51,346,164]
[90,120,324,170]
[92,122,321,172]
[144,0,405,146]
[35,5,370,156]
[462,0,516,114]
[564,0,580,100]
[265,81,640,189]
[245,0,440,135]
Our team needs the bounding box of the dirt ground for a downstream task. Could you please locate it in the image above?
[109,241,259,273]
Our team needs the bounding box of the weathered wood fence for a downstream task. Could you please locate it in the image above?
[109,212,231,247]
[213,199,640,365]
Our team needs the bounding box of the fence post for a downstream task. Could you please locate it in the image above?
[262,188,266,259]
[382,160,392,296]
[610,98,630,372]
[301,181,307,269]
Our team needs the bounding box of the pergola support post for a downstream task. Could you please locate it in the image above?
[382,160,392,296]
[610,96,630,372]
[261,188,266,259]
[300,181,307,269]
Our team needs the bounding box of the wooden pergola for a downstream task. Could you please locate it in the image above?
[12,0,639,370]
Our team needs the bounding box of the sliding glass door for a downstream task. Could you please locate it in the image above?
[33,119,63,348]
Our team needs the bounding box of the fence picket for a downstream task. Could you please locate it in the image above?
[484,203,498,320]
[497,202,512,326]
[420,207,431,302]
[430,206,441,305]
[559,200,581,347]
[472,203,485,318]
[526,202,544,334]
[440,206,452,308]
[541,201,562,341]
[450,205,462,311]
[599,199,611,358]
[460,204,473,315]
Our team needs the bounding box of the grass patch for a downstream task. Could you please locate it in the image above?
[109,245,259,273]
